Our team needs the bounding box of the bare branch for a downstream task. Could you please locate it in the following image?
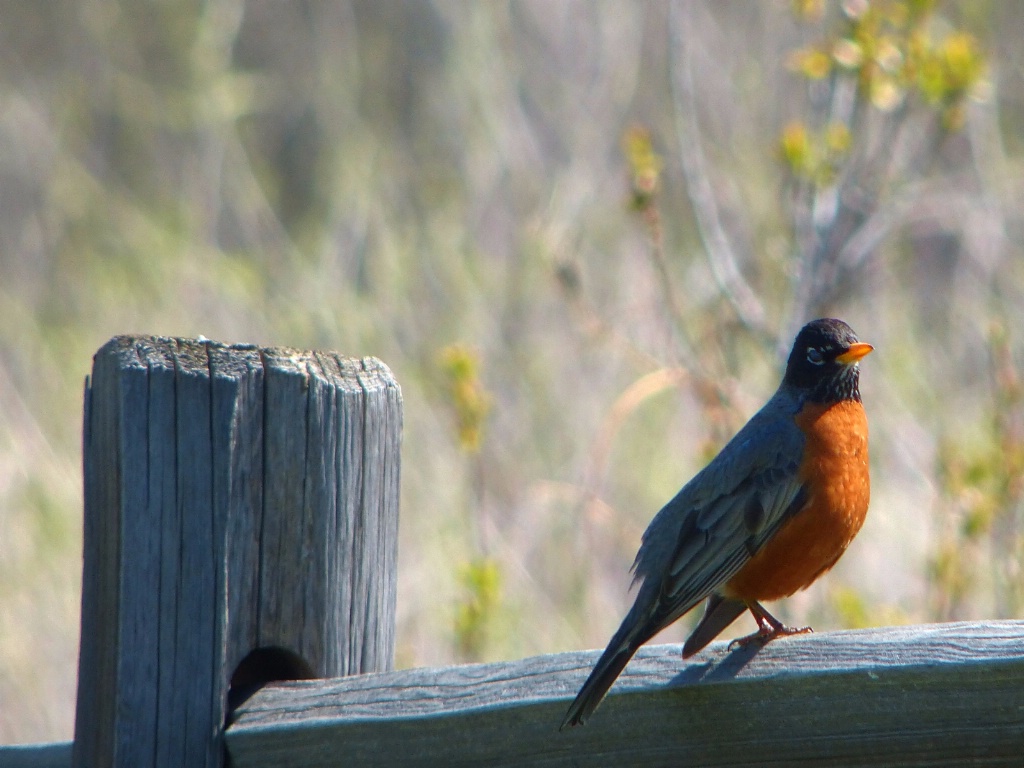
[668,2,768,337]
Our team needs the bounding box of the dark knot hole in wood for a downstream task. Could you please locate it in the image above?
[226,647,316,724]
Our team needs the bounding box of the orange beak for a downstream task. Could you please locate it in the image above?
[836,342,874,365]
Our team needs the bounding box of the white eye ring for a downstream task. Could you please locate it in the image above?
[806,347,825,365]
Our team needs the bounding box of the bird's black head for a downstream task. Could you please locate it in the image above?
[783,318,873,403]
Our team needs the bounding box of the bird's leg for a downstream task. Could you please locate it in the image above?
[727,601,812,651]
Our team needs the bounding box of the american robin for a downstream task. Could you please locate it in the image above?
[561,318,872,728]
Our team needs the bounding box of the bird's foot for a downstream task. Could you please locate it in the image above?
[727,623,812,651]
[727,601,813,651]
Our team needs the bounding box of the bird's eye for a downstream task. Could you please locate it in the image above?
[806,347,825,365]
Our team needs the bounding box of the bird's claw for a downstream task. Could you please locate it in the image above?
[728,623,813,652]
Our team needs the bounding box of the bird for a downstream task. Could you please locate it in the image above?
[561,318,873,729]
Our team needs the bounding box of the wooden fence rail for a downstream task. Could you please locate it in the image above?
[2,337,1023,767]
[225,620,1024,767]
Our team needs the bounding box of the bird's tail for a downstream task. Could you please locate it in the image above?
[560,634,640,729]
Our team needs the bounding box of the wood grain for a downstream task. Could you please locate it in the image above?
[71,336,402,768]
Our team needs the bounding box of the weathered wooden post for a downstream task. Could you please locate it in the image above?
[72,336,401,768]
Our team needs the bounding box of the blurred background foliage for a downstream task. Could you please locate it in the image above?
[1,0,1023,742]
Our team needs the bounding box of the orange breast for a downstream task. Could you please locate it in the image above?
[724,399,870,602]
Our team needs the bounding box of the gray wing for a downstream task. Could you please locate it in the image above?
[628,395,807,632]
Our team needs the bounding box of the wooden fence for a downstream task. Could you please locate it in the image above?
[1,337,1023,767]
